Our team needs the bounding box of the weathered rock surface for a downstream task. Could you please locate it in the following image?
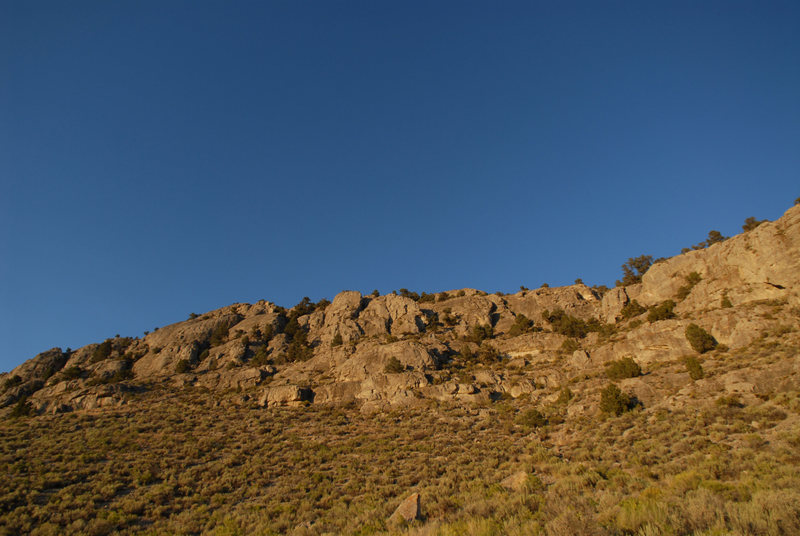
[29,383,136,414]
[334,341,437,382]
[257,385,313,407]
[0,348,67,408]
[638,204,800,309]
[600,287,632,323]
[388,493,421,524]
[9,347,68,383]
[309,290,365,346]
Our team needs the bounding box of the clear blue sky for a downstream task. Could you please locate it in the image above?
[2,1,798,371]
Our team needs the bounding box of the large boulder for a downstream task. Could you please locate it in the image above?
[389,493,421,524]
[312,381,362,404]
[257,385,313,407]
[591,320,695,366]
[308,291,365,347]
[200,367,274,391]
[334,341,437,382]
[600,287,631,323]
[359,295,424,337]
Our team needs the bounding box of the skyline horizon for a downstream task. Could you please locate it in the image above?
[3,2,799,371]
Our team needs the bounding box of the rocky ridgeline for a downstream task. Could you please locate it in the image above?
[3,204,799,416]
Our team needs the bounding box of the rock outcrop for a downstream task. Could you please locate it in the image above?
[3,203,799,415]
[389,493,421,524]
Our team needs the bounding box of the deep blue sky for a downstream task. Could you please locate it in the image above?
[2,1,799,371]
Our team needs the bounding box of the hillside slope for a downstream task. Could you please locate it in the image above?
[1,204,799,535]
[3,204,798,416]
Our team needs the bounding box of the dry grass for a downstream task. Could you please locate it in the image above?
[2,328,799,535]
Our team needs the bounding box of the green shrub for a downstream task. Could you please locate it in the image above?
[384,357,404,374]
[251,346,270,366]
[175,360,191,373]
[287,329,314,362]
[618,255,654,286]
[10,396,33,418]
[2,375,22,391]
[592,284,610,297]
[457,344,475,362]
[685,323,717,353]
[418,292,435,303]
[331,333,343,347]
[684,232,728,252]
[468,324,494,343]
[560,339,580,354]
[398,288,420,301]
[476,344,501,363]
[61,366,84,380]
[677,272,702,300]
[437,292,450,302]
[441,308,458,326]
[716,394,743,408]
[87,367,134,386]
[620,300,646,320]
[209,324,229,346]
[92,340,113,363]
[292,296,317,316]
[260,324,274,342]
[647,300,676,323]
[515,408,547,428]
[542,309,593,338]
[283,316,301,338]
[188,313,199,320]
[605,357,642,380]
[721,294,733,308]
[704,230,726,246]
[742,216,767,232]
[508,314,534,337]
[425,313,443,333]
[684,355,704,380]
[556,387,573,405]
[600,384,633,415]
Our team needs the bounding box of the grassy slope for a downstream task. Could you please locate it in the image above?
[2,325,800,536]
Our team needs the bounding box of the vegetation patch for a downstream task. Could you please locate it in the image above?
[647,300,676,323]
[685,324,717,353]
[605,357,642,380]
[683,355,705,380]
[600,383,635,415]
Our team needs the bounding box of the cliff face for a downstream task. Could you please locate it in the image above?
[3,204,799,415]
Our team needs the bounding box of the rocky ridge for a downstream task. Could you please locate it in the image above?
[3,204,799,417]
